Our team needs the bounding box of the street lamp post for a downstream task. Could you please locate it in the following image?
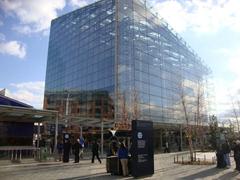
[65,92,70,128]
[54,113,59,159]
[101,119,104,157]
[180,124,183,151]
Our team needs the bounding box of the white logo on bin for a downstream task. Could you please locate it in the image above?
[137,132,143,139]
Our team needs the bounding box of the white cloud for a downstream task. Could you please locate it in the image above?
[0,40,26,59]
[0,0,66,34]
[152,0,240,33]
[212,78,232,113]
[70,0,88,8]
[1,0,240,34]
[5,81,45,109]
[212,47,240,116]
[10,81,44,92]
[152,1,188,32]
[228,48,240,78]
[213,48,232,57]
[69,0,95,9]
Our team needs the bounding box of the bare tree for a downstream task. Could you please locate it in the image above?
[179,79,208,161]
[194,81,207,151]
[114,92,131,130]
[114,89,140,131]
[131,88,140,121]
[230,94,240,133]
[180,81,194,162]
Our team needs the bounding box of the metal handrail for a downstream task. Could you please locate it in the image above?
[0,146,41,162]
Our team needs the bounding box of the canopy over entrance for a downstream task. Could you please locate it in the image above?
[0,105,58,123]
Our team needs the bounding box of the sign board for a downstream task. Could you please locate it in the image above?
[63,133,70,141]
[131,120,154,177]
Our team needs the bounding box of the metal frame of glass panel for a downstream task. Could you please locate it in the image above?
[44,0,210,128]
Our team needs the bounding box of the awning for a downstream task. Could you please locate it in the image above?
[67,115,115,128]
[0,105,58,123]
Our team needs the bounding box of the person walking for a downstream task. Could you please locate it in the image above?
[118,142,129,177]
[73,139,81,163]
[91,140,101,164]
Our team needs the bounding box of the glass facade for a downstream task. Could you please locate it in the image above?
[44,0,209,129]
[44,0,116,124]
[115,0,209,127]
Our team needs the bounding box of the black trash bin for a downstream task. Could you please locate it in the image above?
[106,156,122,175]
[106,155,131,175]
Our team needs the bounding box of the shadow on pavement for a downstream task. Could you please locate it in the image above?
[179,167,223,180]
[216,170,239,180]
[59,173,133,180]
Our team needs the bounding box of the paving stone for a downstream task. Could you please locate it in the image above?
[0,152,239,180]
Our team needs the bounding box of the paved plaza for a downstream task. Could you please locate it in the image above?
[0,152,240,180]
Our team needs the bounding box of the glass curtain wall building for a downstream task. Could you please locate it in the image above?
[116,0,210,123]
[44,0,116,126]
[44,0,210,149]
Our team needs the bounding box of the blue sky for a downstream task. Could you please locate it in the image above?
[0,0,240,120]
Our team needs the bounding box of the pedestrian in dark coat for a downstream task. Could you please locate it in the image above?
[63,140,71,163]
[91,140,101,163]
[74,139,81,163]
[233,140,240,171]
[216,145,226,168]
[222,141,231,167]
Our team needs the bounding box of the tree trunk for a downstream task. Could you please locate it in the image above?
[181,94,194,162]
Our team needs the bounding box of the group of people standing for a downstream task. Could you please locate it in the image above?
[57,137,84,163]
[91,137,130,176]
[217,140,240,171]
[57,137,103,164]
[57,136,130,176]
[216,140,231,168]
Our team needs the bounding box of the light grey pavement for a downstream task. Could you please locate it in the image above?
[0,152,240,180]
